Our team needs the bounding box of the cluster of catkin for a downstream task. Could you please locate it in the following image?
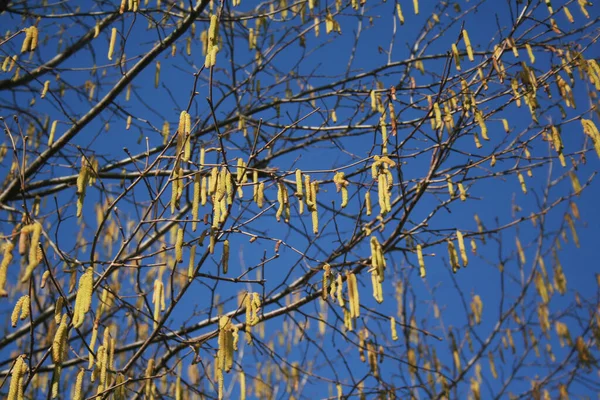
[294,170,320,234]
[89,328,115,397]
[76,156,98,218]
[216,316,239,399]
[20,26,38,53]
[205,15,220,68]
[447,230,468,273]
[7,355,28,400]
[371,155,395,216]
[119,0,139,13]
[170,111,192,213]
[210,166,233,229]
[244,292,261,344]
[358,329,382,378]
[10,295,30,327]
[19,221,43,283]
[369,236,386,303]
[321,265,360,331]
[333,172,349,208]
[582,119,600,159]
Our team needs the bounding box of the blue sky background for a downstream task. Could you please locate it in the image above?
[1,0,600,398]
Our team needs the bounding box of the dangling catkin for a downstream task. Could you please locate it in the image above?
[7,355,27,400]
[0,241,14,297]
[417,244,425,278]
[52,314,68,363]
[222,240,229,274]
[448,240,460,273]
[322,263,331,300]
[192,173,201,231]
[72,267,94,328]
[72,368,85,400]
[108,28,117,60]
[347,272,360,318]
[11,295,30,327]
[21,222,42,283]
[175,226,184,263]
[463,29,474,61]
[295,169,304,214]
[336,274,345,307]
[152,279,165,329]
[456,230,468,267]
[390,317,398,341]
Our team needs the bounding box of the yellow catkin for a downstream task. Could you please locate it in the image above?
[516,237,526,264]
[53,314,68,363]
[295,169,304,214]
[177,111,187,154]
[0,241,15,297]
[413,0,419,14]
[502,119,510,133]
[451,43,461,70]
[371,270,383,303]
[446,175,454,197]
[475,109,489,140]
[108,27,117,60]
[433,102,443,129]
[396,3,405,24]
[222,240,230,274]
[365,191,372,216]
[192,173,201,231]
[239,369,246,400]
[171,163,181,214]
[41,80,50,98]
[72,368,85,400]
[348,272,360,318]
[311,209,319,235]
[155,61,161,88]
[456,230,468,267]
[11,295,29,327]
[581,119,600,159]
[336,274,345,307]
[463,29,474,61]
[517,172,527,194]
[236,158,246,198]
[322,263,331,300]
[184,113,192,161]
[458,182,467,201]
[175,226,184,263]
[29,25,38,51]
[569,171,582,195]
[471,295,483,325]
[8,355,27,400]
[448,240,460,273]
[21,222,42,283]
[20,26,32,53]
[276,182,284,221]
[72,267,94,328]
[417,244,425,278]
[205,14,220,68]
[152,279,165,329]
[187,244,197,282]
[390,317,398,341]
[55,297,64,325]
[145,358,155,398]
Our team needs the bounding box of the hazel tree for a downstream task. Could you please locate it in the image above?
[1,0,600,399]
